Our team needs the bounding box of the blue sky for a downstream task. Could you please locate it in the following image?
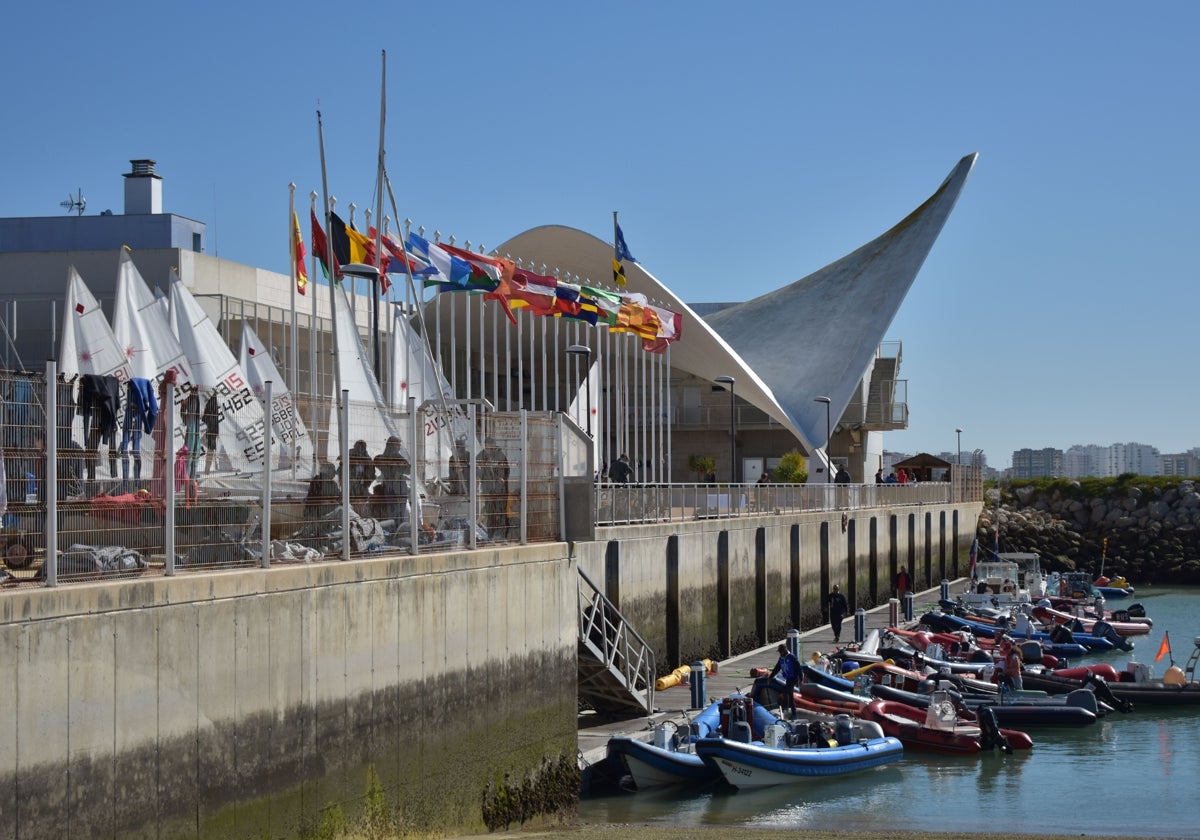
[4,2,1197,468]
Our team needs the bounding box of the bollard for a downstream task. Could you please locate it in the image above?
[940,578,950,601]
[888,597,899,627]
[903,591,915,623]
[854,607,866,643]
[690,660,707,710]
[786,627,801,662]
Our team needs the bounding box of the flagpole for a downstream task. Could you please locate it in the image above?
[372,49,387,386]
[317,110,343,422]
[309,191,319,471]
[288,183,299,480]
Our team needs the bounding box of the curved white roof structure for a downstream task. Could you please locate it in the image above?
[493,153,978,456]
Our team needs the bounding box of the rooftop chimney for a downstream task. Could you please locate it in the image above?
[123,158,162,215]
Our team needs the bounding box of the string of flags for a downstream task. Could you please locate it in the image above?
[304,210,682,354]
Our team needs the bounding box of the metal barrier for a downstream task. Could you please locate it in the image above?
[0,366,567,588]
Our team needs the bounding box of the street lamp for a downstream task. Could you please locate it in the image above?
[814,396,832,484]
[715,376,736,484]
[954,428,963,503]
[565,344,592,437]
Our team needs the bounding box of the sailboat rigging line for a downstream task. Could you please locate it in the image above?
[382,169,458,428]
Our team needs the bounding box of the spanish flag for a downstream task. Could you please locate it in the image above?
[1155,632,1171,663]
[292,211,308,296]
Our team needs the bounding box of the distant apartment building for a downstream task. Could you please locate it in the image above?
[1011,447,1064,479]
[1064,445,1105,478]
[1161,449,1200,477]
[1106,442,1161,477]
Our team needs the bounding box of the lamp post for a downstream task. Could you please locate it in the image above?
[715,376,736,484]
[814,396,832,483]
[565,344,592,437]
[954,427,963,503]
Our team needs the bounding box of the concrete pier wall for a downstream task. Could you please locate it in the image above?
[0,544,578,840]
[578,502,980,670]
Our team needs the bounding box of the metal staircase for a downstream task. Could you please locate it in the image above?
[577,568,656,715]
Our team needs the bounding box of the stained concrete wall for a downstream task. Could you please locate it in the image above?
[578,502,979,672]
[0,544,577,840]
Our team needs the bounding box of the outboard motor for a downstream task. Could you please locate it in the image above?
[976,706,1013,754]
[1092,621,1134,652]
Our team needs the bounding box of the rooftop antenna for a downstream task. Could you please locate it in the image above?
[60,188,86,216]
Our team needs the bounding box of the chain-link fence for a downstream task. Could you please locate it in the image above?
[0,367,568,588]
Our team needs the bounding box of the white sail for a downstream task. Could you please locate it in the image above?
[170,277,268,474]
[239,322,315,473]
[327,282,402,460]
[389,307,471,484]
[111,249,190,383]
[109,251,196,490]
[59,265,130,381]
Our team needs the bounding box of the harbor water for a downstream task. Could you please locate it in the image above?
[581,586,1200,839]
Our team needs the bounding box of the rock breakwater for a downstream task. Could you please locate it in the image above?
[976,477,1200,585]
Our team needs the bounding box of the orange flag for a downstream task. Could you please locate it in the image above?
[1155,632,1171,663]
[292,211,308,295]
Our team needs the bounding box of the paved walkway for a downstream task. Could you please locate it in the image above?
[578,580,960,769]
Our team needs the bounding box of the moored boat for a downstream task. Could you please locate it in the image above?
[693,715,901,789]
[606,695,779,789]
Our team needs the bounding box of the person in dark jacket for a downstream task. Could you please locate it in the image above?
[202,392,221,475]
[769,643,802,719]
[609,453,634,484]
[828,584,849,644]
[343,440,375,508]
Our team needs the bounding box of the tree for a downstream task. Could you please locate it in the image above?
[687,454,716,482]
[773,450,809,483]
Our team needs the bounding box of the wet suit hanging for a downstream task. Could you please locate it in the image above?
[180,389,202,481]
[202,391,220,474]
[78,373,122,483]
[119,378,158,486]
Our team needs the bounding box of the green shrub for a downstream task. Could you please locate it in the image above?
[773,450,808,484]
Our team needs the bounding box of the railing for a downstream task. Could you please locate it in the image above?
[577,568,656,714]
[0,366,565,589]
[595,477,980,526]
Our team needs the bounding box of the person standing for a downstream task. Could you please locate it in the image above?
[609,453,634,484]
[1002,641,1024,692]
[896,565,911,598]
[828,584,849,644]
[479,436,510,539]
[769,643,801,719]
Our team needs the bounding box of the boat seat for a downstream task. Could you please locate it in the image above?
[729,721,753,743]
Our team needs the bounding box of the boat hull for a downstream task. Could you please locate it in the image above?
[694,736,902,789]
[607,737,718,788]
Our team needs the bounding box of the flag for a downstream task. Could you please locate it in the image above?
[509,268,559,316]
[329,211,369,268]
[615,223,636,263]
[292,211,308,296]
[969,537,979,582]
[612,257,627,288]
[613,218,636,287]
[406,232,473,288]
[642,303,683,353]
[311,209,336,280]
[1155,632,1171,663]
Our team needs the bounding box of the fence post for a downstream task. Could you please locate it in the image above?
[520,409,528,545]
[260,380,272,569]
[409,395,419,555]
[339,389,350,561]
[165,376,177,576]
[43,361,57,588]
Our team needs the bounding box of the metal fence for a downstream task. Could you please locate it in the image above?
[595,473,982,526]
[0,366,565,588]
[1,362,983,588]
